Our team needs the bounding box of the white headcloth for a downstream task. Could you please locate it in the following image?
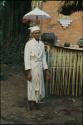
[29,25,40,33]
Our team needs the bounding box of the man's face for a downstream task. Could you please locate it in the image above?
[32,30,41,41]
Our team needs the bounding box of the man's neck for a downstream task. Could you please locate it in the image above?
[35,38,39,42]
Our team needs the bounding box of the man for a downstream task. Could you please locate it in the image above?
[24,25,50,110]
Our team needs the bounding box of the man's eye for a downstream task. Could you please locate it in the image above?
[35,32,40,34]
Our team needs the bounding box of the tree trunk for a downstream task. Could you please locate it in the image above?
[1,1,31,64]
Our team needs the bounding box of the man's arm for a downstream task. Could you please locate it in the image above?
[24,43,32,81]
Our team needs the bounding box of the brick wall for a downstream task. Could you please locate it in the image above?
[40,1,83,46]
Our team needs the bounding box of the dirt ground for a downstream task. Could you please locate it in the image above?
[0,64,83,125]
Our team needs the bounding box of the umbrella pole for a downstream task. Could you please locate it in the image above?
[36,16,40,25]
[36,16,42,33]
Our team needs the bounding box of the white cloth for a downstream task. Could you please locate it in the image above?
[24,38,48,102]
[29,25,40,33]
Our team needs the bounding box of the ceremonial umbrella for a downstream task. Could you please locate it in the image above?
[22,7,51,24]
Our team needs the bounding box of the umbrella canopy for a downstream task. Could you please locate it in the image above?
[22,7,51,23]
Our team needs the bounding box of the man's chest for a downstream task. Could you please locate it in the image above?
[30,42,44,57]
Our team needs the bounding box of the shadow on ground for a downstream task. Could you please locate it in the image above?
[1,64,83,125]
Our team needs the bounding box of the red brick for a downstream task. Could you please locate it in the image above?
[41,1,82,46]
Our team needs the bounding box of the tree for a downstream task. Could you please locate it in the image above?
[0,0,31,64]
[58,0,83,15]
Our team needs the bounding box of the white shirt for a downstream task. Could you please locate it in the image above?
[24,38,48,70]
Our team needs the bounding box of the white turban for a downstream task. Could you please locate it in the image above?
[29,25,40,33]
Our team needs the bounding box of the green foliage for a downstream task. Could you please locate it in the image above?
[0,1,31,64]
[59,0,83,15]
[32,0,47,2]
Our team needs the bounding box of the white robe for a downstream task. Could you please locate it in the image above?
[24,38,48,102]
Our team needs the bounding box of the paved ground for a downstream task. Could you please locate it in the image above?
[1,64,83,125]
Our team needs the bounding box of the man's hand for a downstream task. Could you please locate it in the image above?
[45,69,50,81]
[24,69,32,81]
[27,70,32,81]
